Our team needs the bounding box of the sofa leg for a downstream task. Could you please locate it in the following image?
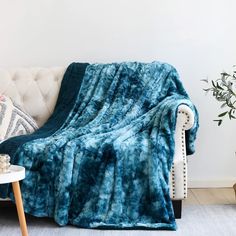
[172,200,182,219]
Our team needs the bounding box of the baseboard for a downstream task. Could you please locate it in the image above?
[188,179,236,188]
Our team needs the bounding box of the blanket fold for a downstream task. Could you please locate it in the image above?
[0,61,198,230]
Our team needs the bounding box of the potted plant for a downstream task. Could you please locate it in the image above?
[203,66,236,125]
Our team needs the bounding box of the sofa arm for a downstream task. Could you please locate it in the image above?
[177,104,195,131]
[169,104,195,200]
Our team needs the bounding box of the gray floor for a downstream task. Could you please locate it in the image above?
[0,188,235,236]
[1,204,236,236]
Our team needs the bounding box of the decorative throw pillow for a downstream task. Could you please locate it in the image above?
[0,95,38,143]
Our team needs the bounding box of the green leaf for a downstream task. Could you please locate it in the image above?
[221,72,230,77]
[220,102,227,108]
[201,79,209,83]
[229,109,236,119]
[214,119,223,126]
[218,111,228,117]
[211,80,217,88]
[216,82,223,90]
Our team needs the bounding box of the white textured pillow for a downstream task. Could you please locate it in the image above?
[0,95,38,143]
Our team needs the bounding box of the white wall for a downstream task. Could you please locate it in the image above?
[0,0,236,187]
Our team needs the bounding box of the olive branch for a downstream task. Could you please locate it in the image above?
[202,66,236,126]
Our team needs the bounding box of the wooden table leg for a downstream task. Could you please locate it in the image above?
[12,181,28,236]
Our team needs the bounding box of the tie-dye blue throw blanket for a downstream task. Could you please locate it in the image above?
[0,62,198,230]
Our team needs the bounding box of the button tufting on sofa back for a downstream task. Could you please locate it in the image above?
[0,67,66,127]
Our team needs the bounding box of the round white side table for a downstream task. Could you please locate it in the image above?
[0,165,28,236]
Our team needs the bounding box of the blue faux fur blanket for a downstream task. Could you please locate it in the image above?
[0,62,198,230]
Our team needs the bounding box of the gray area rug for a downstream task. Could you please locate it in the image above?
[0,204,236,236]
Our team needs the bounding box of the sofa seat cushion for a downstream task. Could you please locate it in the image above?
[0,95,38,143]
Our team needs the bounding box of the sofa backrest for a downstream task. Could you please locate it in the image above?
[0,67,66,127]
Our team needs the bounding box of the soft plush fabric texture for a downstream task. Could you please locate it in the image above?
[0,62,198,230]
[0,95,38,143]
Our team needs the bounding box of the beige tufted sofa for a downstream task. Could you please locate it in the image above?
[0,67,195,217]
